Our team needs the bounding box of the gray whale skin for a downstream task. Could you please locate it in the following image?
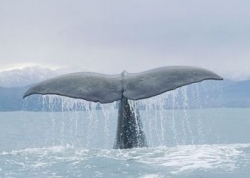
[23,66,223,149]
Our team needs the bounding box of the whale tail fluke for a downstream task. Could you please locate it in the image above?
[23,66,223,103]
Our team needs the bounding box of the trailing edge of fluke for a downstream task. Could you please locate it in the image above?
[23,66,223,102]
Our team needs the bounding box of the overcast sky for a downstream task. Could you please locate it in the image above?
[0,0,250,79]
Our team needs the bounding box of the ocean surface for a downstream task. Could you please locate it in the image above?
[1,105,250,178]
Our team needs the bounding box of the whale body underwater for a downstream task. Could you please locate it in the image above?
[23,66,223,149]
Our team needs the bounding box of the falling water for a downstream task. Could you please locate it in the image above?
[22,81,223,148]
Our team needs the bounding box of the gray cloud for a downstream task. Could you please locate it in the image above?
[0,0,250,78]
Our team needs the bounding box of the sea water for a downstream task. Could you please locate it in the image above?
[0,82,250,178]
[0,108,250,178]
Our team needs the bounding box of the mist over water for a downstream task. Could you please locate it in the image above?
[1,81,250,177]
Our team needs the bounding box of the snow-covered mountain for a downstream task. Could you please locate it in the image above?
[0,66,86,87]
[0,66,56,87]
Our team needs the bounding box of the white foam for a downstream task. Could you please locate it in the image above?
[140,174,163,178]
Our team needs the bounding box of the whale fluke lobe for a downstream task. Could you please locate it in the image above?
[23,72,123,103]
[123,66,222,100]
[23,66,223,149]
[23,66,222,102]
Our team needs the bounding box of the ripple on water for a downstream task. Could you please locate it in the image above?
[0,143,250,177]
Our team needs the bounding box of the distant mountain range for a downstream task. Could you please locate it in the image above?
[0,66,86,87]
[0,66,250,111]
